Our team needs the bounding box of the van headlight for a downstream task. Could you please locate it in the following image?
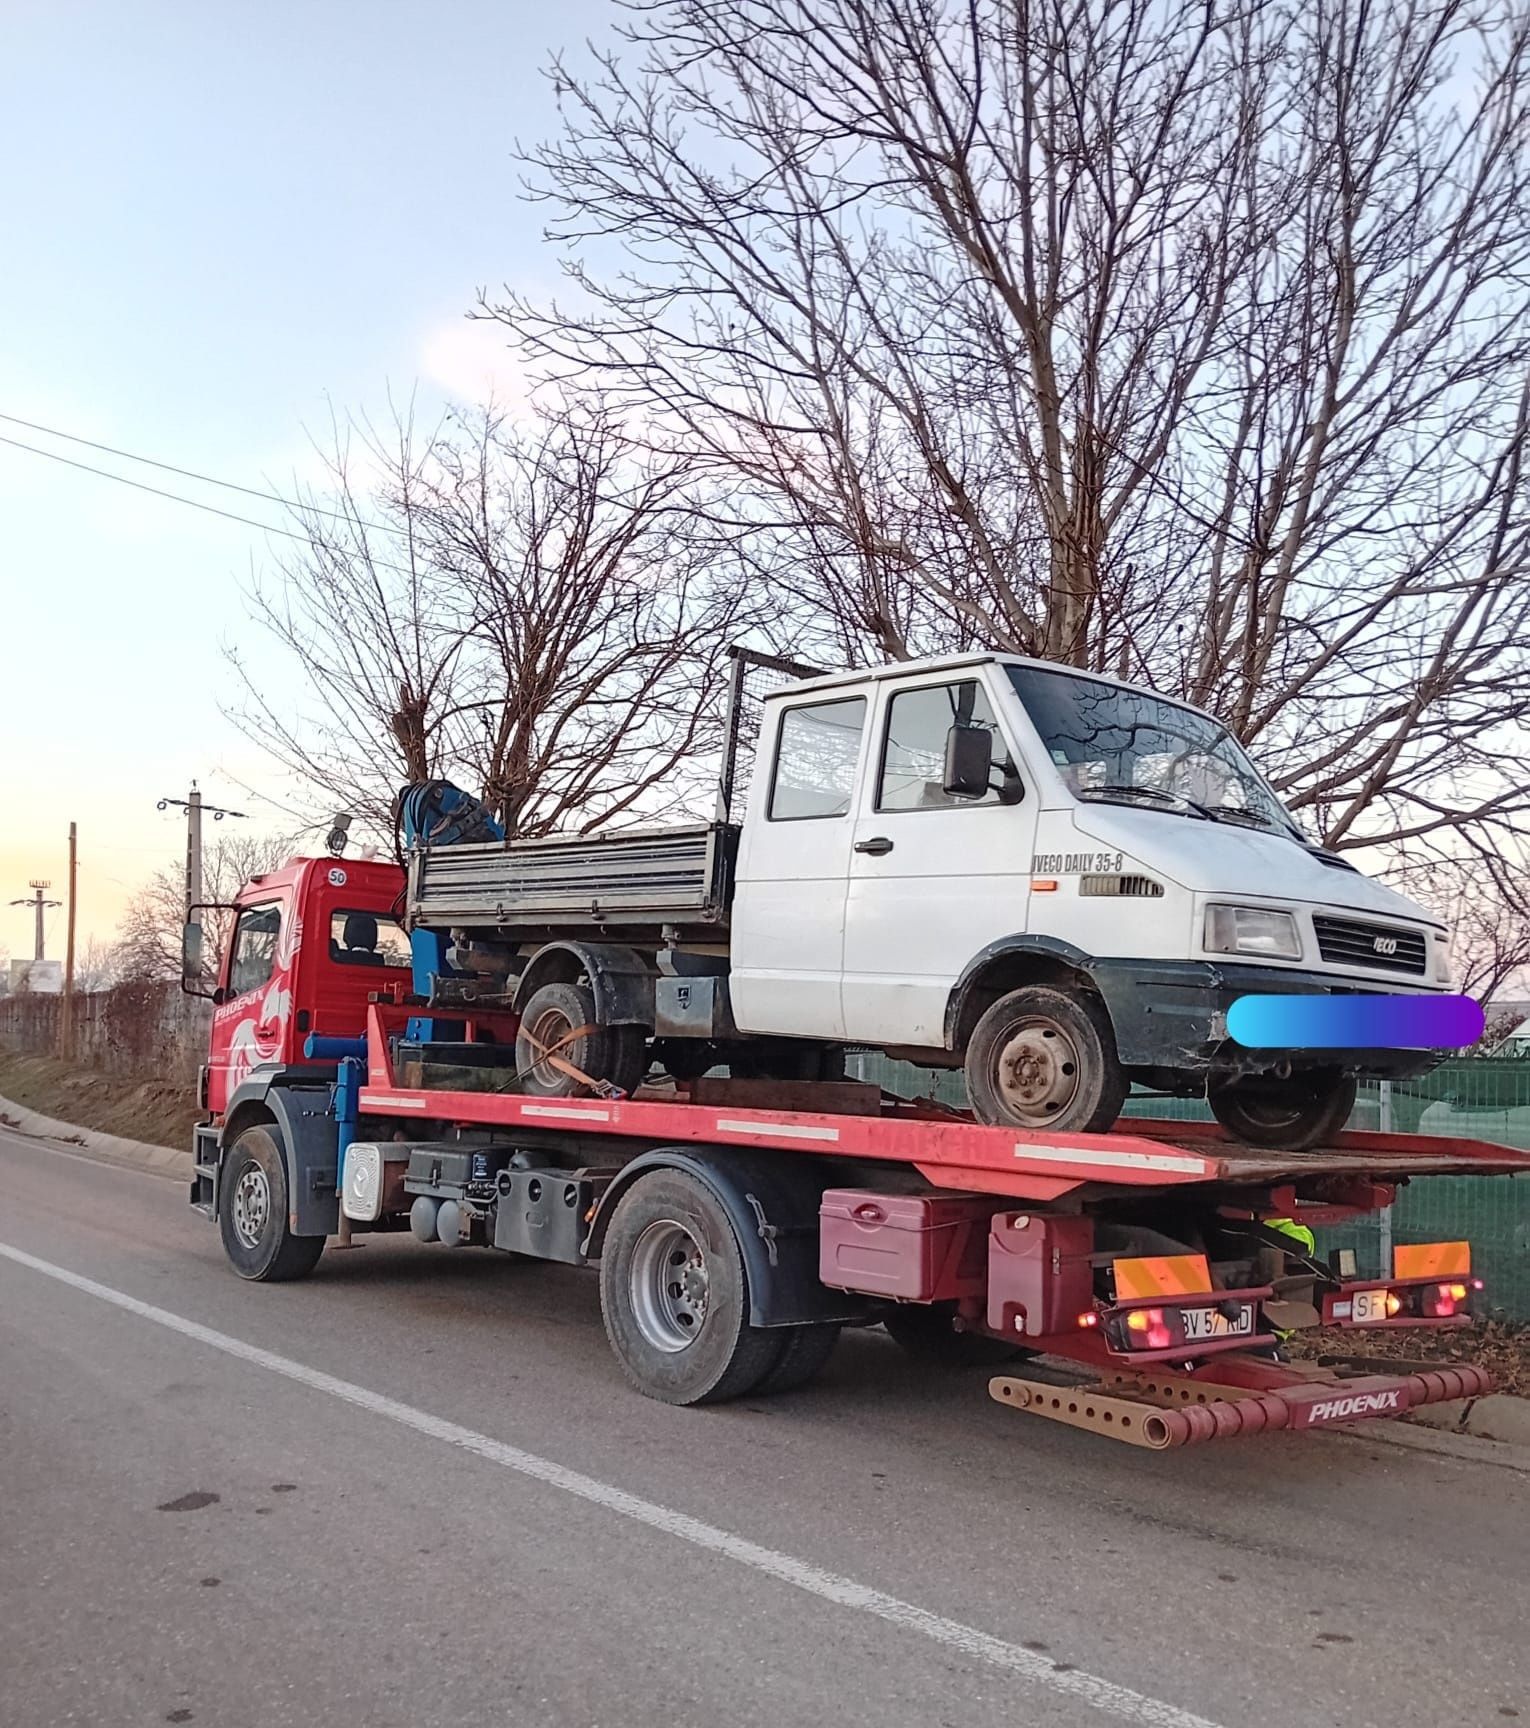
[1431,935,1452,983]
[1204,905,1303,961]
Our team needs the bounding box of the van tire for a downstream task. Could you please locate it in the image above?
[964,985,1127,1133]
[515,980,647,1098]
[1208,1070,1357,1151]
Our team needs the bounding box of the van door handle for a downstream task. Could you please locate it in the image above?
[854,837,894,856]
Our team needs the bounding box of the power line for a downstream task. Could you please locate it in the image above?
[0,433,422,575]
[0,408,409,536]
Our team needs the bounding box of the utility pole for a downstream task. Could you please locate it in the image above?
[60,824,78,1061]
[9,881,60,962]
[156,783,245,980]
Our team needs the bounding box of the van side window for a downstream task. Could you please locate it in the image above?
[877,681,1016,811]
[227,903,282,998]
[769,697,868,819]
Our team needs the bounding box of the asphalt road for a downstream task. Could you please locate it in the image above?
[2,1125,1527,1728]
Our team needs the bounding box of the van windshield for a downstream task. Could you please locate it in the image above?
[1005,665,1300,837]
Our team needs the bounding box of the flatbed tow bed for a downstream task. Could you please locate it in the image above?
[303,1001,1530,1450]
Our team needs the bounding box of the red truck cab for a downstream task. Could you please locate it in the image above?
[205,857,409,1114]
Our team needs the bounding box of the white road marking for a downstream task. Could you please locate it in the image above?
[0,1240,1222,1728]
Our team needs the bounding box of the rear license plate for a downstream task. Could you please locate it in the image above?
[1180,1302,1254,1342]
[1350,1288,1393,1324]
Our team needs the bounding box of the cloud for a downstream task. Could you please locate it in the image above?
[417,316,545,415]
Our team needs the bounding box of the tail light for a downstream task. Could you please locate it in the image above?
[1419,1280,1476,1320]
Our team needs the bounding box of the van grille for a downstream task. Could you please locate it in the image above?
[1312,915,1427,976]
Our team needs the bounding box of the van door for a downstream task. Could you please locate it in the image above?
[841,673,1037,1048]
[730,692,869,1038]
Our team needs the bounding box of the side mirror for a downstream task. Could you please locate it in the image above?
[943,724,993,799]
[180,921,217,1000]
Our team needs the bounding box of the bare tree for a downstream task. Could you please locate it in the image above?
[116,832,295,984]
[228,396,763,839]
[73,936,125,994]
[497,0,1530,862]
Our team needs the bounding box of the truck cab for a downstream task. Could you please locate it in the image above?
[201,857,409,1114]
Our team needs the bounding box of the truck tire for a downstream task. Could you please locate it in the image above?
[598,1168,781,1405]
[217,1124,326,1283]
[1208,1070,1357,1151]
[964,985,1127,1133]
[754,1323,842,1394]
[515,980,647,1098]
[883,1304,1029,1367]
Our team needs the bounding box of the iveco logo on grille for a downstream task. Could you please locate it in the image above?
[1373,935,1399,956]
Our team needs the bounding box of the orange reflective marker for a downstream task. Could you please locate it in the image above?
[1031,878,1059,892]
[1394,1241,1471,1280]
[1113,1253,1213,1300]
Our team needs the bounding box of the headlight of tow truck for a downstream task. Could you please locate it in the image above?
[1204,905,1303,961]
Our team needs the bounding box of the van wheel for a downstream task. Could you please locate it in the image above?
[599,1169,780,1405]
[218,1125,325,1282]
[1208,1071,1357,1150]
[964,986,1127,1133]
[515,981,646,1098]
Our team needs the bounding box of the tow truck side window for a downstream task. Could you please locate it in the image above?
[227,903,282,998]
[768,697,867,819]
[328,909,412,969]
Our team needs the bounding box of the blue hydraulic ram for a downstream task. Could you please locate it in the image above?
[304,1035,369,1209]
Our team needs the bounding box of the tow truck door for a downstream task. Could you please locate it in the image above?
[206,887,296,1114]
[841,670,1037,1047]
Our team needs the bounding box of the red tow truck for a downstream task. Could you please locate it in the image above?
[185,852,1526,1450]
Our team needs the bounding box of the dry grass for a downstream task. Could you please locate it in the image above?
[0,1048,196,1150]
[1287,1319,1530,1397]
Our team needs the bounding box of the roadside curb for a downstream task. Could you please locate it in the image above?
[1404,1391,1530,1448]
[0,1091,191,1181]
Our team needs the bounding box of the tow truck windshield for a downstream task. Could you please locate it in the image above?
[1005,664,1300,839]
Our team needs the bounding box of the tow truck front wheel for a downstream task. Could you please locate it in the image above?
[217,1125,325,1283]
[964,986,1127,1134]
[1208,1070,1357,1151]
[599,1169,780,1405]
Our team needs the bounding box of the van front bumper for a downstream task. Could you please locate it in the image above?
[1089,958,1443,1081]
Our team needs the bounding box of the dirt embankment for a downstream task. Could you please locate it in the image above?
[0,1049,196,1150]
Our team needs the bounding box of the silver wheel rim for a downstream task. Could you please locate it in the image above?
[231,1164,271,1249]
[629,1219,709,1353]
[995,1017,1083,1123]
[525,1006,579,1090]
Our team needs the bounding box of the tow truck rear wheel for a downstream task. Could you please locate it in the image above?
[515,980,647,1099]
[1208,1070,1357,1150]
[599,1169,780,1405]
[883,1304,1031,1367]
[964,985,1127,1133]
[217,1124,325,1283]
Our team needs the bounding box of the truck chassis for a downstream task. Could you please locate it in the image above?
[192,993,1526,1449]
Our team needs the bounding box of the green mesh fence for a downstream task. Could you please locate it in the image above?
[845,1053,1530,1322]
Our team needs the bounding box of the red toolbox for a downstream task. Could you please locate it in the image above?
[818,1189,995,1301]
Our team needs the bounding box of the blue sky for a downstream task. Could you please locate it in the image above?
[0,0,609,955]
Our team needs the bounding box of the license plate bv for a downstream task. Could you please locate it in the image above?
[1181,1302,1255,1342]
[1351,1289,1393,1324]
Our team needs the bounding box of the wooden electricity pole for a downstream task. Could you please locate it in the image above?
[60,822,78,1061]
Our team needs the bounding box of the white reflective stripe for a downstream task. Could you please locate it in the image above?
[519,1103,613,1123]
[1013,1144,1208,1175]
[715,1118,841,1143]
[363,1094,428,1110]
